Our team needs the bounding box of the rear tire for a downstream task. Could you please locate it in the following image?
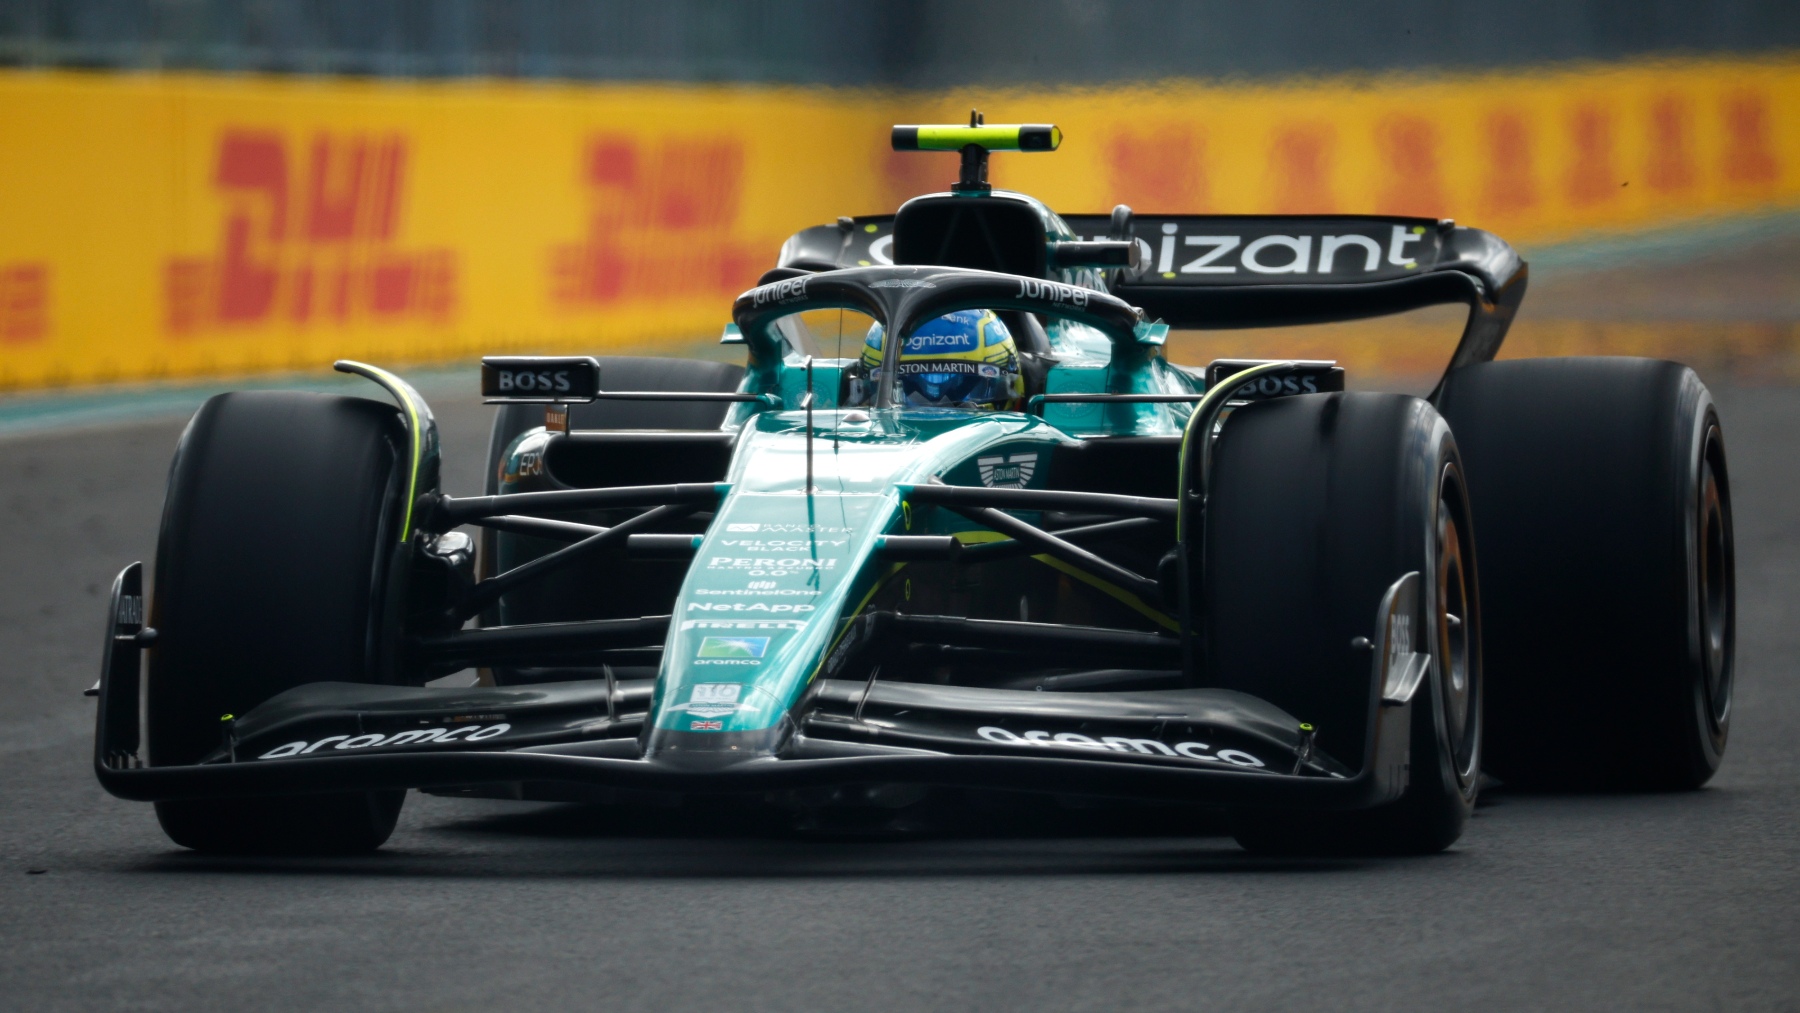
[148,392,408,854]
[1206,393,1482,855]
[1436,357,1733,790]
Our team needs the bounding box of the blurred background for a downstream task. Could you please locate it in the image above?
[1,0,1797,398]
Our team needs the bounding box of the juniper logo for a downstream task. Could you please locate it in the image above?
[978,452,1038,489]
[696,636,769,659]
[751,276,808,306]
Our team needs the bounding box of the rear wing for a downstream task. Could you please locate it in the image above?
[1061,213,1528,379]
[777,212,1527,385]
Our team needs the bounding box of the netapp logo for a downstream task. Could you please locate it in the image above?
[679,619,806,630]
[976,726,1265,767]
[752,276,809,306]
[686,602,815,612]
[258,724,510,760]
[1152,223,1426,276]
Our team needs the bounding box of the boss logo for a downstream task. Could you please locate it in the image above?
[1206,359,1345,401]
[1235,375,1320,398]
[498,370,573,393]
[481,357,600,402]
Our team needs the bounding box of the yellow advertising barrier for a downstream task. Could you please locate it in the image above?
[1,56,1797,390]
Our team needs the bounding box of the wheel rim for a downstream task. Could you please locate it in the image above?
[1697,426,1733,732]
[1436,466,1480,782]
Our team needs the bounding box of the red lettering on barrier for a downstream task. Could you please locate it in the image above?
[1108,127,1207,211]
[1566,103,1619,206]
[882,148,954,210]
[214,131,286,322]
[0,263,49,344]
[1269,125,1336,212]
[551,135,761,307]
[165,131,456,335]
[1646,95,1697,193]
[1722,91,1779,186]
[1482,110,1539,215]
[1375,115,1448,217]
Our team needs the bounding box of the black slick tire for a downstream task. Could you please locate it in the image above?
[1435,357,1733,790]
[1206,392,1482,855]
[147,391,408,854]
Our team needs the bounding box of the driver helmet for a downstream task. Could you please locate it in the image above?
[859,309,1023,410]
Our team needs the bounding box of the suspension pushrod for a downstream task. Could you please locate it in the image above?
[956,516,1164,563]
[590,391,780,405]
[454,504,696,620]
[432,483,726,524]
[473,514,608,541]
[886,613,1181,664]
[947,504,1165,605]
[412,615,671,670]
[901,483,1177,521]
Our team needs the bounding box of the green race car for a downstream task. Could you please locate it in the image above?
[93,119,1735,856]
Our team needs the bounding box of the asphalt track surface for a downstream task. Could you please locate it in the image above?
[2,363,1797,1008]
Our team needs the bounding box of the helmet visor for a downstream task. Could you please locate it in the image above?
[893,360,1014,408]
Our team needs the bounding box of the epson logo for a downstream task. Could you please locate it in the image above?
[1015,278,1089,307]
[1153,223,1426,277]
[495,370,574,393]
[977,726,1265,768]
[752,276,809,306]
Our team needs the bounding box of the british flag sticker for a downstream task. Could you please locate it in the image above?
[690,720,724,731]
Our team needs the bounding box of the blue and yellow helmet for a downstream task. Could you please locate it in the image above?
[860,309,1023,410]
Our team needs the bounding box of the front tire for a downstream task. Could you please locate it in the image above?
[148,392,408,853]
[1205,392,1482,855]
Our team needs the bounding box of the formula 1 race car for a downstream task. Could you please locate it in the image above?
[92,118,1735,855]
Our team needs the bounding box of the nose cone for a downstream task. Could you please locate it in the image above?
[642,721,790,771]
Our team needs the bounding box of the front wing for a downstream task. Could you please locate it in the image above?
[94,563,1427,812]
